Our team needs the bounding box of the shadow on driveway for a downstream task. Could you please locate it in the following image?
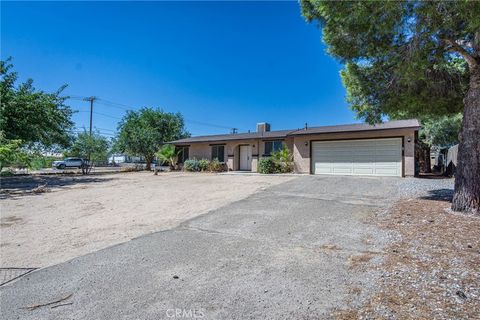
[419,189,454,202]
[0,175,116,199]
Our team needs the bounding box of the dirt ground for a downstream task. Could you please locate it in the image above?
[0,172,294,268]
[336,197,480,319]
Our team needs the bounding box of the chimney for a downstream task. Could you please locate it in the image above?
[256,122,271,133]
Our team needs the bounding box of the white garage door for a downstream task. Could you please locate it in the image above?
[312,138,402,177]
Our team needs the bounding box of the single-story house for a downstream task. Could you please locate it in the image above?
[170,119,420,177]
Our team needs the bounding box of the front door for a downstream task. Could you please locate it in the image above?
[239,145,251,171]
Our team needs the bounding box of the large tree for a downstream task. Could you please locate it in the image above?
[115,108,189,170]
[301,1,480,213]
[0,59,74,149]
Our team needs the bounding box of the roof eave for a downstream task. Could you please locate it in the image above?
[290,125,421,136]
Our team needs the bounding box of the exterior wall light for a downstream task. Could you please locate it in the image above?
[304,141,309,146]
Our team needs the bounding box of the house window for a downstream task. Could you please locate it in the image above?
[264,140,283,155]
[177,146,189,163]
[211,145,225,162]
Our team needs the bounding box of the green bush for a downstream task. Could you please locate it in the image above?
[30,156,58,170]
[184,158,201,172]
[183,158,227,172]
[156,144,178,169]
[271,146,293,173]
[258,157,279,174]
[272,145,293,173]
[209,158,226,172]
[258,146,293,174]
[198,158,210,171]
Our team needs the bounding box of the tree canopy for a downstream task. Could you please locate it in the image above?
[301,0,480,213]
[420,114,462,149]
[0,59,75,149]
[67,130,110,162]
[301,1,477,123]
[115,108,189,170]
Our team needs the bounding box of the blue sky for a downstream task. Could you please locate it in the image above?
[1,1,358,137]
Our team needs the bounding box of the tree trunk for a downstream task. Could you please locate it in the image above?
[451,66,480,214]
[415,142,431,173]
[424,145,432,173]
[145,156,152,171]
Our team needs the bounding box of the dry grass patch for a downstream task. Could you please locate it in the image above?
[336,199,480,319]
[347,252,376,268]
[320,243,342,251]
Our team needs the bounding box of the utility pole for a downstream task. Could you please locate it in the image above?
[83,96,97,174]
[84,96,97,136]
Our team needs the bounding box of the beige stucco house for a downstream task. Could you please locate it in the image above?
[171,119,420,177]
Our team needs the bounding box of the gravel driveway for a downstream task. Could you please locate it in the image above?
[0,175,454,319]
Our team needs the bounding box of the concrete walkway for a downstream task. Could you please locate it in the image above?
[0,176,398,319]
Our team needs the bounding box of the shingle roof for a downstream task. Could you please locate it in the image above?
[170,119,420,144]
[290,119,421,136]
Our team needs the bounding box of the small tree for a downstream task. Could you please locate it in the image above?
[67,131,110,174]
[156,144,178,169]
[271,146,293,173]
[115,108,189,170]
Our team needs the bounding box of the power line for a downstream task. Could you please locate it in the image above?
[97,98,131,110]
[71,131,115,137]
[74,127,116,133]
[67,95,248,132]
[95,127,116,132]
[98,99,244,130]
[75,110,122,120]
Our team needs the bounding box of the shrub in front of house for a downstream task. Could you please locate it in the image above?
[209,158,226,172]
[184,158,201,172]
[258,157,280,174]
[271,146,293,173]
[258,146,294,174]
[184,158,227,172]
[198,158,210,171]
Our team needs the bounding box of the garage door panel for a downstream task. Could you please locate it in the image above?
[375,149,400,155]
[375,168,400,176]
[315,165,334,174]
[354,162,376,168]
[353,168,375,175]
[333,168,353,174]
[375,158,399,164]
[312,138,402,177]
